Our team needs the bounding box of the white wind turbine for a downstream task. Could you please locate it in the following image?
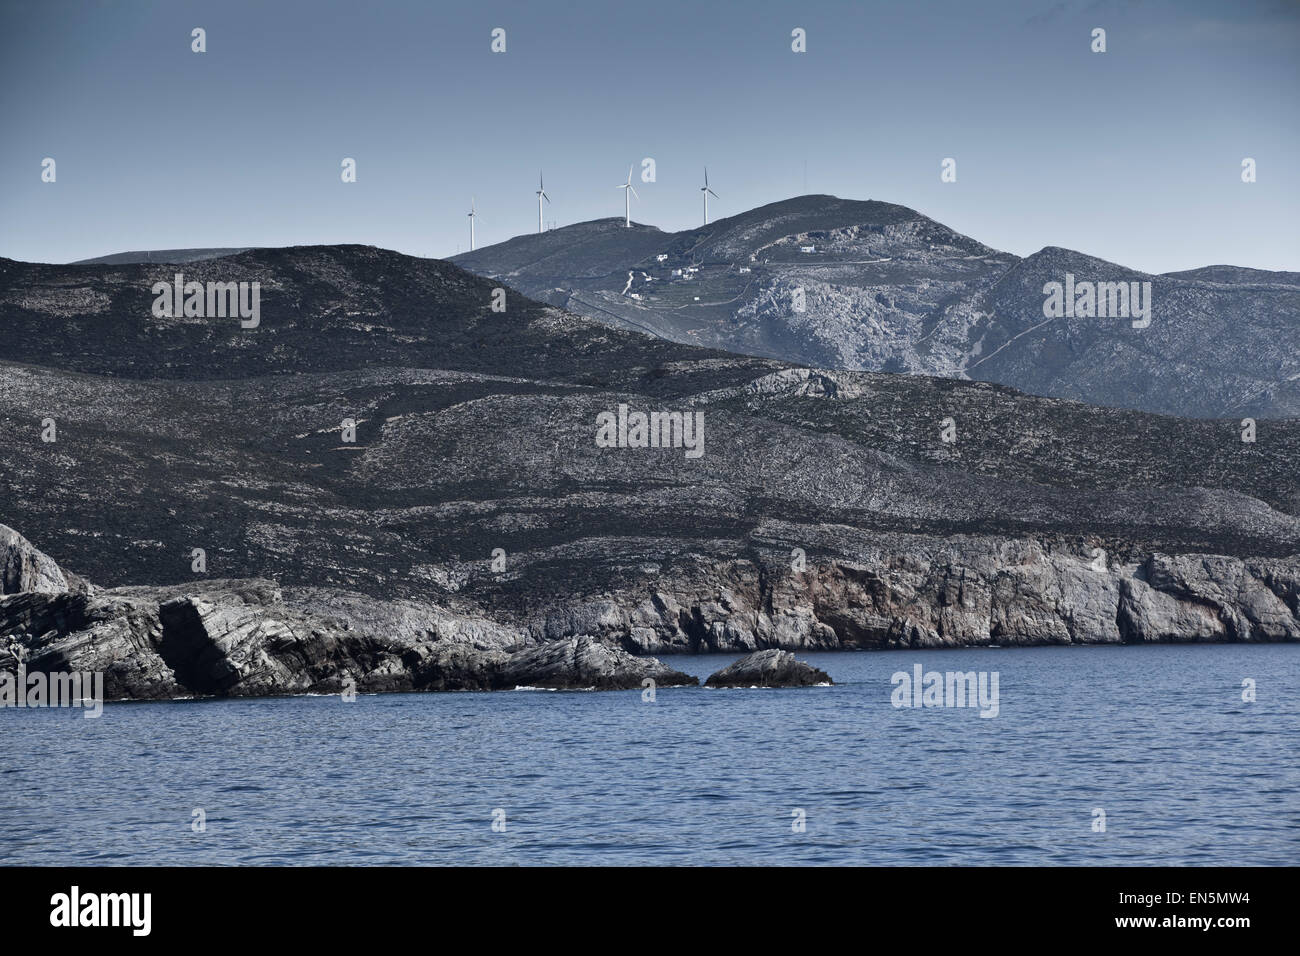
[467,197,480,251]
[617,165,639,227]
[536,172,550,234]
[700,167,719,225]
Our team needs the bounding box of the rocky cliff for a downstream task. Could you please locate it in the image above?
[0,526,695,698]
[4,519,1295,701]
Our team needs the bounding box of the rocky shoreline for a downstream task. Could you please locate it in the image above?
[4,522,1296,703]
[1,524,698,699]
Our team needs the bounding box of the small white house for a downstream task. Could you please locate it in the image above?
[738,266,751,274]
[671,268,683,277]
[800,245,816,253]
[655,254,668,262]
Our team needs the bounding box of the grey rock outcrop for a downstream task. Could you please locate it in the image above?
[705,649,832,687]
[0,572,499,700]
[498,636,697,690]
[0,529,698,699]
[1,524,83,596]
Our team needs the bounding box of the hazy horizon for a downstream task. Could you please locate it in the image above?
[2,0,1297,272]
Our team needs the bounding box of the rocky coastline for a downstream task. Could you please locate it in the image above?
[4,522,1295,702]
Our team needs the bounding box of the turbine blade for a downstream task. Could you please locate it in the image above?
[629,185,639,200]
[708,188,719,198]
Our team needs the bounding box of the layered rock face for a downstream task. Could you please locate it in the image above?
[511,536,1300,655]
[0,526,690,698]
[705,650,832,688]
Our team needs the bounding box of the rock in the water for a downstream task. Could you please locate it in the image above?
[498,636,697,690]
[705,649,831,688]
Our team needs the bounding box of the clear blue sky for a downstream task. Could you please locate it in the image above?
[2,0,1296,272]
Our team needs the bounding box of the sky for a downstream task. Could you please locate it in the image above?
[1,0,1297,272]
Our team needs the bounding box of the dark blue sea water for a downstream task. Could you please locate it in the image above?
[2,644,1297,865]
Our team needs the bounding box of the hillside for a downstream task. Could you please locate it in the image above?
[2,245,1297,699]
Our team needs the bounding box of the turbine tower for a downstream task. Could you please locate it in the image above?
[700,167,719,225]
[467,197,479,251]
[617,165,639,228]
[536,172,550,234]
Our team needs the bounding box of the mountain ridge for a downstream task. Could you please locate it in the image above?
[450,195,1300,419]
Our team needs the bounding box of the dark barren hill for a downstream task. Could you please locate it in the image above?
[452,195,1300,419]
[2,244,1298,700]
[0,245,741,386]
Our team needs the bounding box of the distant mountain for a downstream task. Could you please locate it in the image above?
[3,245,1297,700]
[72,247,250,265]
[1163,265,1300,286]
[452,195,1300,419]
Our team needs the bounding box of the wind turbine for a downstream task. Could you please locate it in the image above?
[467,197,479,251]
[700,167,719,225]
[617,165,639,228]
[535,172,550,234]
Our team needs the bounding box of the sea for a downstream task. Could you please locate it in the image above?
[2,643,1296,865]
